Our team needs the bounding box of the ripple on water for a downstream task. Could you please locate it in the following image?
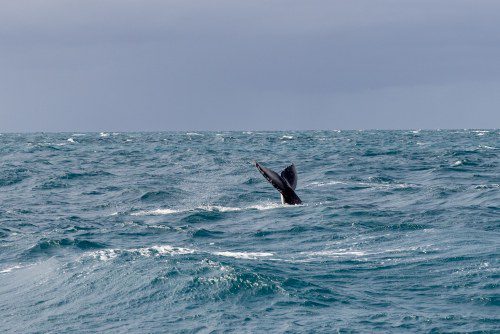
[0,130,498,333]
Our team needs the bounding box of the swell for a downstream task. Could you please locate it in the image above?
[25,238,107,258]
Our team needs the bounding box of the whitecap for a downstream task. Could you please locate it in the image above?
[99,132,109,137]
[452,160,463,166]
[88,249,119,261]
[131,208,180,216]
[305,180,346,188]
[304,250,366,257]
[186,132,203,136]
[67,138,75,143]
[214,251,274,259]
[280,135,294,140]
[86,244,196,261]
[198,205,242,212]
[0,265,24,274]
[148,245,195,255]
[472,130,489,136]
[131,202,298,217]
[247,203,289,211]
[474,184,499,189]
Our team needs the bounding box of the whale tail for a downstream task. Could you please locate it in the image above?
[254,161,302,205]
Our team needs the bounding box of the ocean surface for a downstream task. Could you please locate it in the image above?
[0,130,498,333]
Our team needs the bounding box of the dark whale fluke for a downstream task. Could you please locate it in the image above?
[254,161,302,205]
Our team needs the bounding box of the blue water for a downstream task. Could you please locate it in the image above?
[0,130,498,333]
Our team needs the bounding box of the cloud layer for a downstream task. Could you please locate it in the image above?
[1,0,499,131]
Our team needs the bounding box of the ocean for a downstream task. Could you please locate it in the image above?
[0,130,498,333]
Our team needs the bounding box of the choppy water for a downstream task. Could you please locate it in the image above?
[0,130,498,333]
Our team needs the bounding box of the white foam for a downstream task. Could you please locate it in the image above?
[0,265,23,274]
[199,205,242,212]
[473,130,489,135]
[247,202,289,211]
[281,135,294,140]
[305,180,346,188]
[186,132,203,136]
[214,251,274,259]
[86,244,196,261]
[131,201,301,217]
[452,160,463,166]
[131,208,180,216]
[89,249,119,261]
[305,250,366,257]
[99,132,109,137]
[474,184,499,189]
[67,138,75,143]
[149,245,195,255]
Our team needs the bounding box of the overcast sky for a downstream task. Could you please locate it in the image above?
[1,0,499,131]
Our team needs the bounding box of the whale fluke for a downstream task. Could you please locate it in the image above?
[280,164,298,190]
[255,161,302,205]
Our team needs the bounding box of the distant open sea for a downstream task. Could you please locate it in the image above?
[0,130,498,333]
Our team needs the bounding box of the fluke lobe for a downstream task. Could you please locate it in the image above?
[254,161,302,205]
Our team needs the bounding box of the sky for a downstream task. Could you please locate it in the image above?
[1,0,499,131]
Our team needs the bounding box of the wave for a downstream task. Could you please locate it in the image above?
[0,168,30,187]
[198,205,242,212]
[139,190,185,202]
[213,251,274,259]
[303,250,367,257]
[130,202,292,216]
[0,265,24,274]
[58,170,113,180]
[304,180,416,190]
[84,244,275,262]
[131,208,180,216]
[26,238,107,257]
[304,180,346,188]
[473,130,489,136]
[86,244,196,261]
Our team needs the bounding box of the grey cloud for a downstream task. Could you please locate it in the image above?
[1,0,499,131]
